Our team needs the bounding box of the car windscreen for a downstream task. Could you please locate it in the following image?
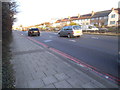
[29,28,39,31]
[73,26,81,30]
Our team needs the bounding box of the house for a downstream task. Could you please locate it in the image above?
[54,8,119,27]
[91,8,119,27]
[61,18,70,26]
[68,13,91,25]
[70,16,79,24]
[79,14,91,25]
[53,19,61,27]
[55,14,92,26]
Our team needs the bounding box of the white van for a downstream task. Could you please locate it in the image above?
[82,25,99,31]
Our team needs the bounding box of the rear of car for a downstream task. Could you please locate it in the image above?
[72,26,83,37]
[58,25,83,38]
[28,28,40,36]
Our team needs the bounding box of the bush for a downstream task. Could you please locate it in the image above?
[2,1,18,88]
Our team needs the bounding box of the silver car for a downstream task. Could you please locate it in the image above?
[58,25,83,38]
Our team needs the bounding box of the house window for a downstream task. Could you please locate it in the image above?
[91,18,95,20]
[111,14,115,18]
[104,16,108,19]
[95,18,98,20]
[99,17,101,19]
[110,21,115,24]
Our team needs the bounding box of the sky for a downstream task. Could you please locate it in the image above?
[13,0,120,27]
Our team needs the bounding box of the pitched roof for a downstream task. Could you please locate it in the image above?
[80,16,91,19]
[70,16,79,20]
[81,14,92,17]
[91,8,119,18]
[61,18,69,22]
[92,10,111,18]
[70,14,92,20]
[55,19,61,23]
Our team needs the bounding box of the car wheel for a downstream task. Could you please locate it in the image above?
[38,34,40,36]
[58,33,61,37]
[68,34,71,38]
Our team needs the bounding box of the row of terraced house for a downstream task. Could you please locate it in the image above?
[53,8,120,27]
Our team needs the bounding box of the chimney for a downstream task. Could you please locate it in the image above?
[91,11,95,16]
[78,13,80,18]
[68,16,71,19]
[111,7,114,11]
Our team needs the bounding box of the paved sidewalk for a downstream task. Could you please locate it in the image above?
[10,31,118,88]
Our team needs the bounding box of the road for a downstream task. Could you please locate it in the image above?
[20,31,119,80]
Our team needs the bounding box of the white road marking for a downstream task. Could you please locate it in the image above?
[49,36,52,38]
[50,33,57,35]
[53,33,57,35]
[69,40,76,42]
[119,51,120,55]
[105,76,109,79]
[44,40,52,42]
[91,37,99,39]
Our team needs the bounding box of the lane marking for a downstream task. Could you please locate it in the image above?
[119,51,120,55]
[91,37,99,39]
[53,33,57,35]
[49,36,53,38]
[44,40,52,43]
[69,40,76,42]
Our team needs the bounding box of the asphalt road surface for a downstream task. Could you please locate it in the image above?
[20,31,119,79]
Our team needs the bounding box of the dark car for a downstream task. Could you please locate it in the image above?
[28,28,40,36]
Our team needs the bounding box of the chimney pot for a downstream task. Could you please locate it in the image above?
[78,13,80,18]
[112,7,114,10]
[92,11,95,16]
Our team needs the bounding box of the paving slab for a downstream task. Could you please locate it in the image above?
[54,80,72,88]
[43,84,55,88]
[54,73,69,81]
[42,76,58,85]
[28,79,45,88]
